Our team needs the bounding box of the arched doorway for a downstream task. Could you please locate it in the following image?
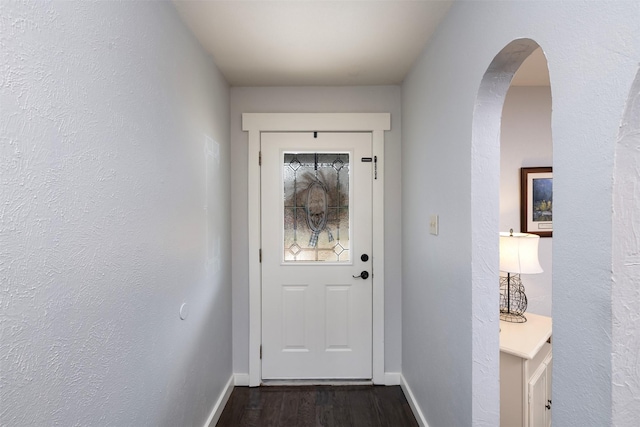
[471,38,552,425]
[500,48,553,319]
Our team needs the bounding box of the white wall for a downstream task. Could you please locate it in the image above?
[612,68,640,427]
[0,2,231,426]
[230,86,402,376]
[402,1,640,426]
[500,86,553,317]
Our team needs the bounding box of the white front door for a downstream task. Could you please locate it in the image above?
[261,132,373,380]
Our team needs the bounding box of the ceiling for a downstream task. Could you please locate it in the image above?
[173,1,550,87]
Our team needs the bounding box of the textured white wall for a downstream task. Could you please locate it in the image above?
[0,2,231,425]
[402,1,640,426]
[500,86,553,317]
[612,69,640,427]
[230,86,402,375]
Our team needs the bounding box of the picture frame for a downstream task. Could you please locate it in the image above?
[520,167,553,237]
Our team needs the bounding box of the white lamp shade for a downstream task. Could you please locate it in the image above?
[499,232,543,274]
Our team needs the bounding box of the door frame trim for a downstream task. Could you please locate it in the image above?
[243,113,390,386]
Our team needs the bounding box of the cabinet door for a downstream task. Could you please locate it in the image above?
[545,358,552,427]
[528,364,548,427]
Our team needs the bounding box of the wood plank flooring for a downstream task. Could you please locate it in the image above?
[215,385,419,427]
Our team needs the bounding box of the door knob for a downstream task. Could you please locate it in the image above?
[353,271,369,280]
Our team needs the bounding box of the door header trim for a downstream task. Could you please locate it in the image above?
[243,113,390,132]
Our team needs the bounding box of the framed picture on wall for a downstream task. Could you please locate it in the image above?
[521,167,553,237]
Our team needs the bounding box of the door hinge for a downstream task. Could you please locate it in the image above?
[259,151,262,166]
[260,345,262,359]
[259,249,262,263]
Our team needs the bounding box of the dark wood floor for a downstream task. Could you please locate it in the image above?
[215,385,419,427]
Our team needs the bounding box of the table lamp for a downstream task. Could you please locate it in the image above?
[499,229,543,323]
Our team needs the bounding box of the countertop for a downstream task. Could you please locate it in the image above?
[499,312,552,360]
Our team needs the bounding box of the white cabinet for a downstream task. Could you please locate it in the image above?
[528,352,552,427]
[500,313,552,427]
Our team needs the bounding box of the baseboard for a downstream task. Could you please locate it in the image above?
[234,373,250,386]
[233,372,399,386]
[203,375,234,427]
[262,379,373,386]
[400,374,430,427]
[384,372,401,385]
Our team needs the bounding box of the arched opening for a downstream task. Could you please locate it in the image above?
[499,47,553,426]
[500,48,552,318]
[471,38,552,425]
[612,68,640,425]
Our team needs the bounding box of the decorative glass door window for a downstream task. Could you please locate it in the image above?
[283,152,350,262]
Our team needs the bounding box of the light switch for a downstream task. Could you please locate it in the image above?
[429,215,439,236]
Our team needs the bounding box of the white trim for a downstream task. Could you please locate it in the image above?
[262,379,373,386]
[243,113,390,387]
[372,128,385,384]
[203,375,234,427]
[401,374,430,427]
[243,113,390,132]
[234,373,250,386]
[247,122,261,386]
[384,372,401,386]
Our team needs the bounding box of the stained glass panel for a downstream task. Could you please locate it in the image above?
[283,152,350,262]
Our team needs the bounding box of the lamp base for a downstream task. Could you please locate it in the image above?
[499,274,528,323]
[500,311,527,323]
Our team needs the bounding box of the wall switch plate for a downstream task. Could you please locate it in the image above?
[429,215,439,236]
